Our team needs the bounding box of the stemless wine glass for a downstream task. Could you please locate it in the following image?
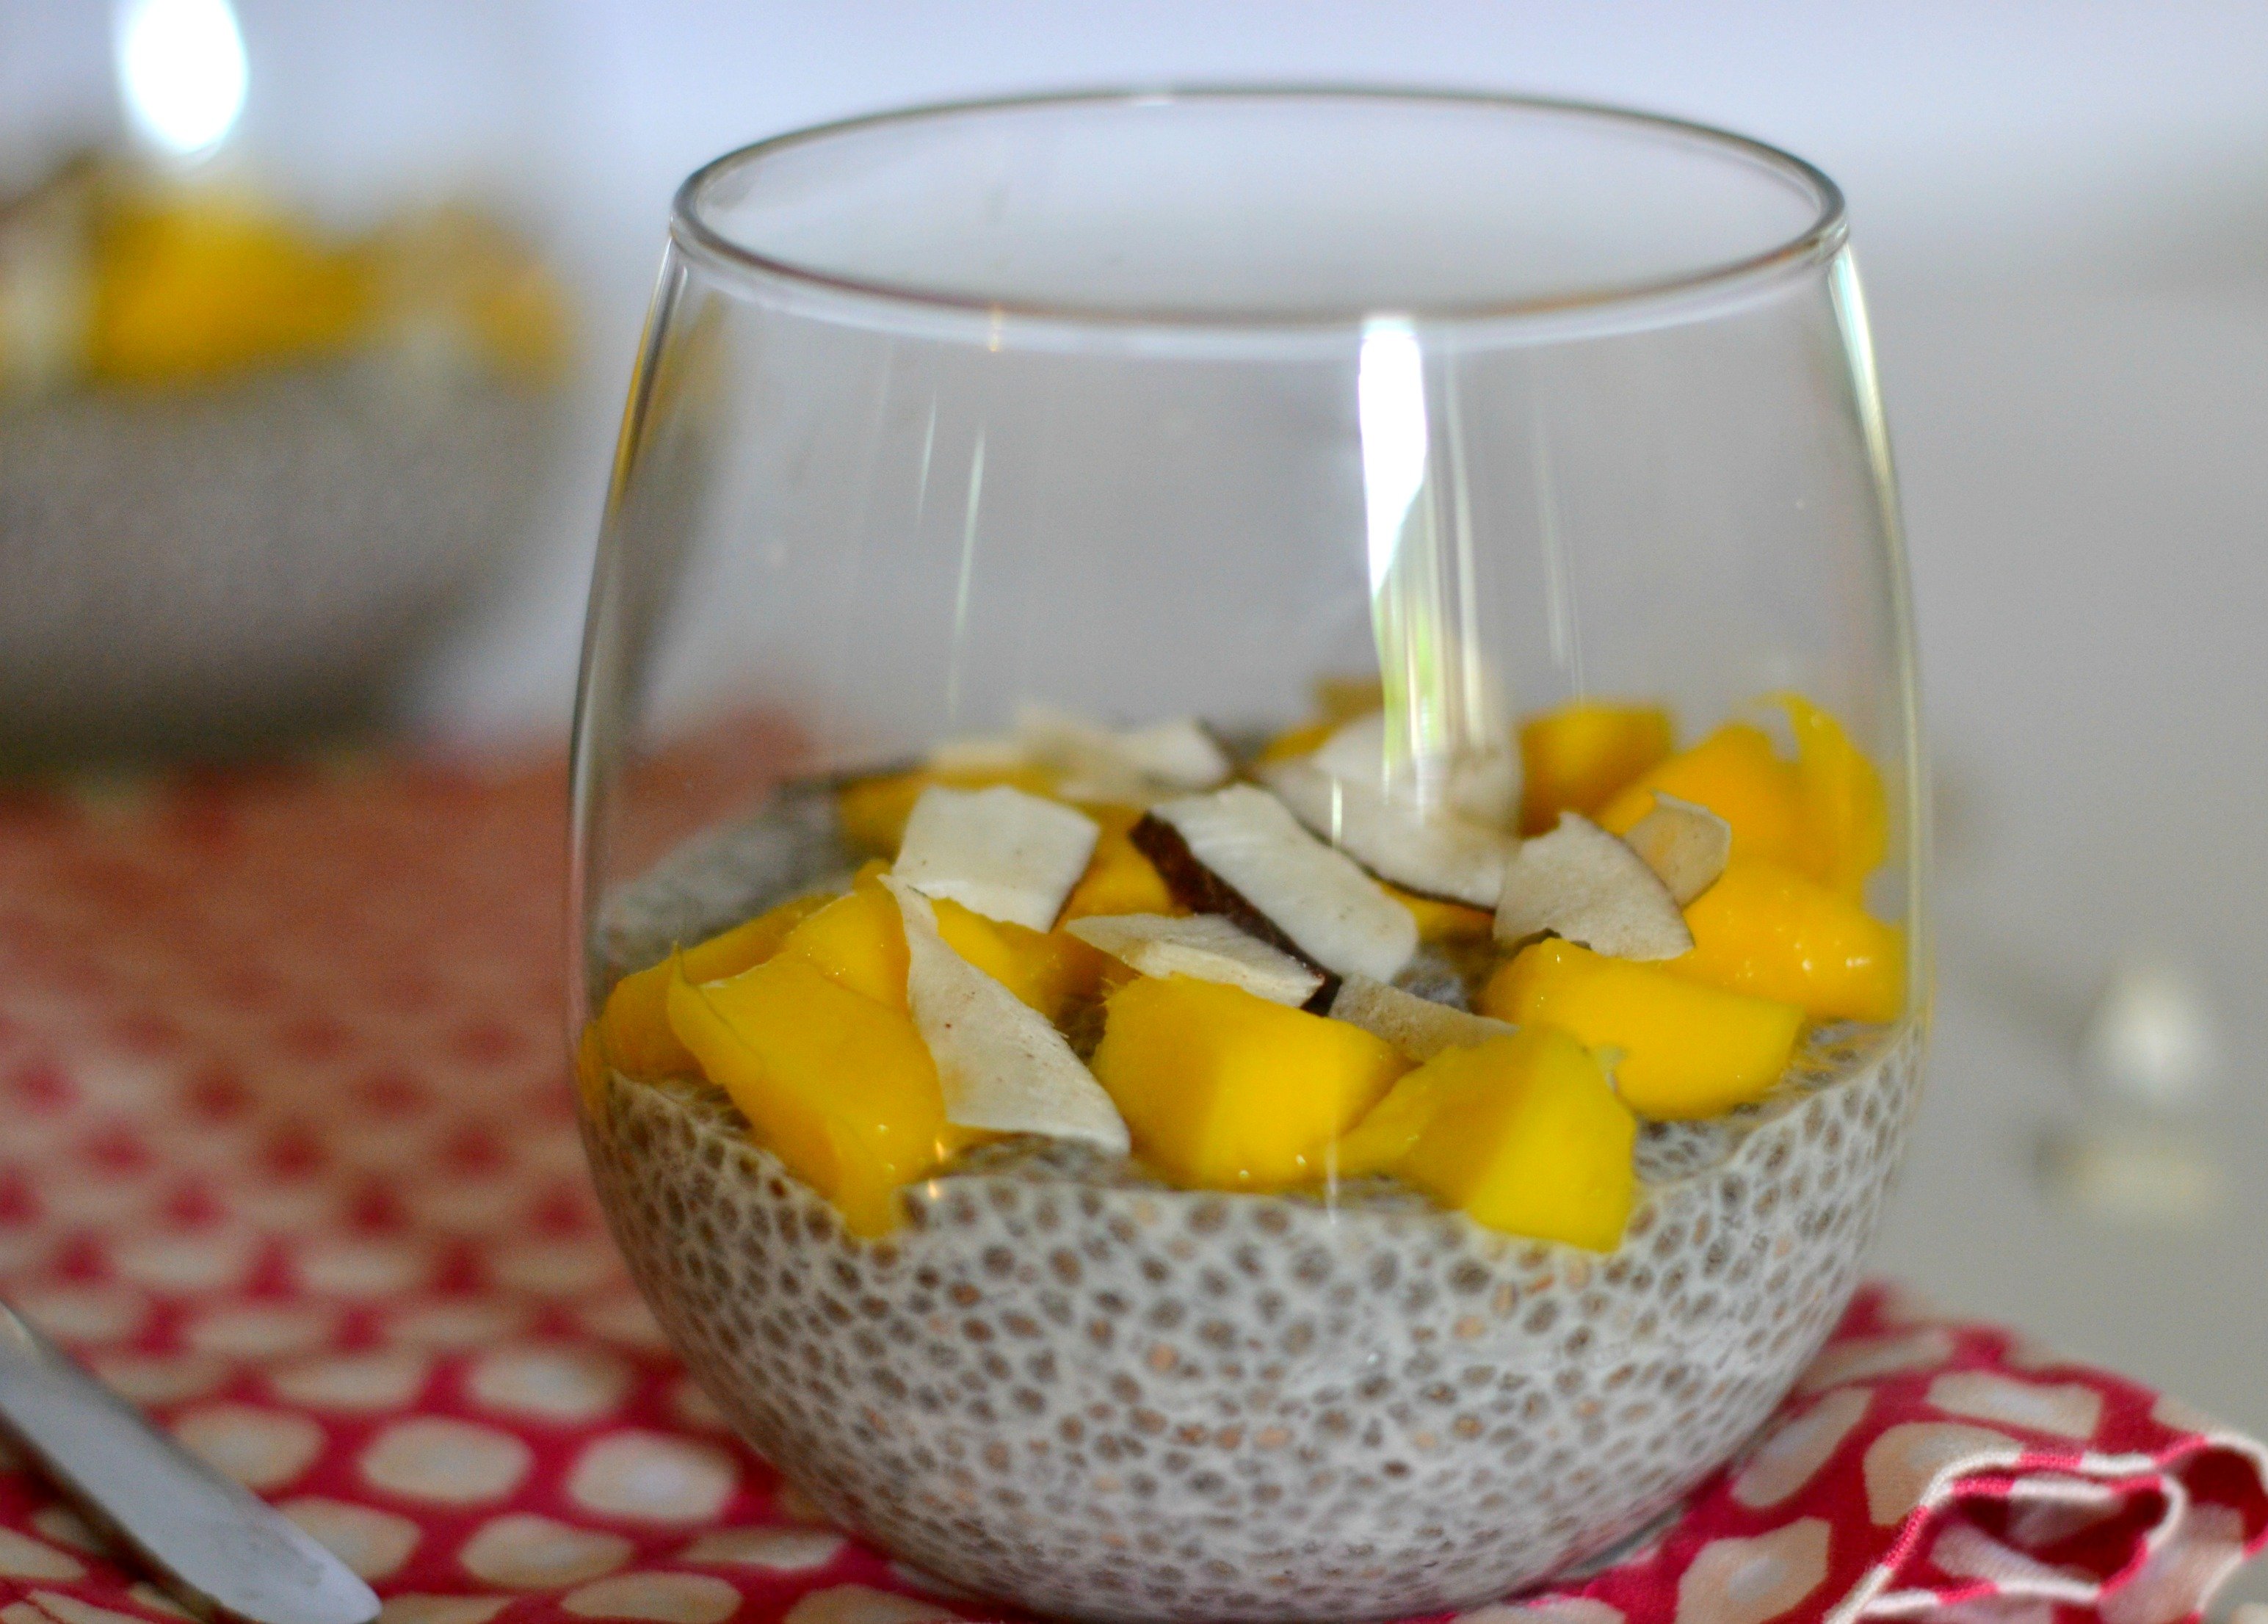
[570,90,1928,1624]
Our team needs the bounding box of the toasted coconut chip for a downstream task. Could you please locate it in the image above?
[1311,711,1520,830]
[1622,791,1732,905]
[894,784,1098,931]
[1128,813,1327,998]
[1118,717,1233,789]
[1330,974,1517,1064]
[1137,785,1417,984]
[1065,913,1323,1008]
[1261,757,1512,909]
[1015,703,1231,801]
[1309,710,1389,782]
[885,878,1129,1154]
[1493,811,1694,960]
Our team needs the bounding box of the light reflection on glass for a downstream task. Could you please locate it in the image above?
[115,0,249,161]
[1357,319,1508,816]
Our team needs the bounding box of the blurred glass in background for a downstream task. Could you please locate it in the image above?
[0,0,575,764]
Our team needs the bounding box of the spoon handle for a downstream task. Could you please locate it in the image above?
[0,1299,379,1624]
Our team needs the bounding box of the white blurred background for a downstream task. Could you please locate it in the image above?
[5,1,2265,1600]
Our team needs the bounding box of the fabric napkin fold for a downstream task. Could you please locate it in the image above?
[0,750,2259,1624]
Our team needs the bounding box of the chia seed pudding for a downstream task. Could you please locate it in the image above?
[581,770,1921,1622]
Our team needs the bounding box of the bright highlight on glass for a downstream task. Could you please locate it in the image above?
[115,0,249,160]
[1358,321,1430,602]
[1360,317,1504,809]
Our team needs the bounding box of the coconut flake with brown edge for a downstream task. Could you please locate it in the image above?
[1621,792,1732,905]
[1135,784,1418,983]
[1330,974,1518,1063]
[894,783,1098,931]
[1493,811,1693,960]
[1066,913,1323,1008]
[883,877,1129,1154]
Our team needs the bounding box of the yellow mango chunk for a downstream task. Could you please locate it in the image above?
[596,890,835,1079]
[1518,702,1675,835]
[1598,722,1806,868]
[1344,1030,1637,1252]
[1253,717,1339,766]
[772,866,1104,1021]
[1091,976,1407,1189]
[1480,939,1803,1120]
[90,195,371,383]
[667,958,954,1237]
[774,874,910,1009]
[1060,803,1184,921]
[938,906,1111,1023]
[1314,676,1386,722]
[1778,694,1889,899]
[1669,860,1906,1023]
[836,764,1057,856]
[1384,882,1496,943]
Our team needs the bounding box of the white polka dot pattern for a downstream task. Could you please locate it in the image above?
[677,1529,844,1573]
[280,1499,423,1580]
[1673,1520,1831,1624]
[171,1404,327,1491]
[270,1349,434,1411]
[377,1597,511,1624]
[459,1515,634,1590]
[361,1419,534,1505]
[778,1589,957,1624]
[561,1573,742,1623]
[467,1346,631,1424]
[1862,1422,2024,1526]
[568,1435,739,1524]
[0,1531,84,1582]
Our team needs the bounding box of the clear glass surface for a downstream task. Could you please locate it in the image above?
[570,90,1927,1624]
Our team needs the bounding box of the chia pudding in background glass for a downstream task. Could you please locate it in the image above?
[0,153,570,764]
[568,90,1928,1624]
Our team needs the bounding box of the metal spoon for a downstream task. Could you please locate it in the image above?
[0,1299,380,1624]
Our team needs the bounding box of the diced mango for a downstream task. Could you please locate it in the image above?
[1384,882,1496,943]
[1342,1029,1637,1251]
[1518,702,1675,835]
[937,906,1111,1023]
[1334,1058,1457,1176]
[667,958,954,1237]
[1668,860,1906,1023]
[1598,722,1806,868]
[597,890,835,1079]
[1480,938,1803,1120]
[773,874,910,1009]
[1091,976,1407,1189]
[770,866,1104,1021]
[836,764,1057,856]
[90,194,371,383]
[1778,694,1888,899]
[1060,803,1184,921]
[599,969,700,1081]
[1314,676,1385,722]
[1253,717,1339,766]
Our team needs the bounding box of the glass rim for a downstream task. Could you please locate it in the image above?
[670,84,1849,333]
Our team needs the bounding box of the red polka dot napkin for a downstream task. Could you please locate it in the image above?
[0,749,2261,1624]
